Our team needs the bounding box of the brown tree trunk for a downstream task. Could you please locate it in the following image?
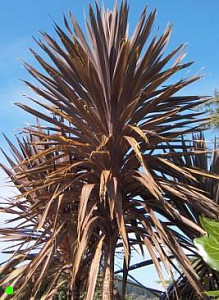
[69,281,80,300]
[102,239,115,300]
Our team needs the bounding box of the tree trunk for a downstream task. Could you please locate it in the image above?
[69,281,80,300]
[102,239,115,300]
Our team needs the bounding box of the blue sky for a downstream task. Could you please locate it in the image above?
[1,0,219,143]
[0,0,219,292]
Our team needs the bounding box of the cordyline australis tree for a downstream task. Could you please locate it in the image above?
[0,1,219,299]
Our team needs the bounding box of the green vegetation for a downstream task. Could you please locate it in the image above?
[194,217,219,272]
[194,217,219,299]
[204,90,219,127]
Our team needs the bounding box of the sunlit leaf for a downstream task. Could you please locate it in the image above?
[194,218,219,272]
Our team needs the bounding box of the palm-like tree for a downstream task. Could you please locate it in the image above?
[0,2,218,299]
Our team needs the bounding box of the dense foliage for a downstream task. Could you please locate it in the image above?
[204,90,219,127]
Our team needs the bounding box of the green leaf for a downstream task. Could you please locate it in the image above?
[194,217,219,272]
[200,217,219,239]
[205,290,219,298]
